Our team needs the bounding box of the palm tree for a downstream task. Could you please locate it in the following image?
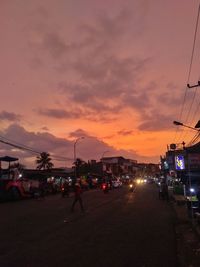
[36,152,54,170]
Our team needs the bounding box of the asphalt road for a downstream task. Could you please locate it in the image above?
[0,183,178,267]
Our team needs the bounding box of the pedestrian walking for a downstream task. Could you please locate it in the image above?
[70,182,85,213]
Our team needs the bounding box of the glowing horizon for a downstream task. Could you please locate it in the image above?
[0,0,199,168]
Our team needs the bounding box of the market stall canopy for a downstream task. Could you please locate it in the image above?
[0,156,19,162]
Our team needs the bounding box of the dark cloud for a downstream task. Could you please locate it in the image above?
[52,9,153,122]
[0,124,73,161]
[72,56,150,92]
[37,106,117,123]
[138,111,174,131]
[28,5,181,132]
[58,55,150,117]
[94,8,131,39]
[122,91,151,110]
[41,126,49,131]
[0,111,22,122]
[117,129,134,136]
[156,91,180,107]
[102,134,116,139]
[41,32,70,58]
[37,108,81,119]
[0,124,158,168]
[68,129,89,138]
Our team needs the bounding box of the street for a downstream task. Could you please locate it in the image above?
[0,183,178,267]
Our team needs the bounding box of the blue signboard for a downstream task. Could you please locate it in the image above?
[175,155,185,170]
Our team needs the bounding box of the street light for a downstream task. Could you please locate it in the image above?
[173,120,200,222]
[173,121,199,131]
[74,137,84,179]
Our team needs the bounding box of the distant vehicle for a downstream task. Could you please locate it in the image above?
[112,179,122,188]
[86,175,99,189]
[129,183,135,192]
[101,182,109,193]
[46,176,62,194]
[147,178,154,184]
[0,169,40,201]
[80,179,89,190]
[61,179,70,198]
[136,178,145,184]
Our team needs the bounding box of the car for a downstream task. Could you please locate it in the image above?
[147,178,154,184]
[112,179,122,188]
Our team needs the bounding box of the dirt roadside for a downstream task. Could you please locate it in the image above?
[172,199,200,267]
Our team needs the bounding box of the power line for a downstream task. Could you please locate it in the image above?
[178,87,199,142]
[173,4,200,144]
[179,4,200,120]
[187,4,200,85]
[0,136,72,161]
[0,139,41,154]
[187,131,200,146]
[185,87,198,123]
[190,89,200,125]
[0,134,42,154]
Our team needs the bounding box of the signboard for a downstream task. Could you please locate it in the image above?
[164,161,169,170]
[175,155,185,170]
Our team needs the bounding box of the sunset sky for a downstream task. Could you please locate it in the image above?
[1,0,200,168]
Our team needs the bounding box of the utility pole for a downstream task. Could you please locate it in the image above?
[73,137,84,180]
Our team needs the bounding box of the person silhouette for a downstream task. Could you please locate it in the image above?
[70,182,85,213]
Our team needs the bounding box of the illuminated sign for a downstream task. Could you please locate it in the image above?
[164,161,169,170]
[175,155,185,170]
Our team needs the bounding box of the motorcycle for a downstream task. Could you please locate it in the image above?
[102,183,109,193]
[129,183,135,192]
[61,184,69,198]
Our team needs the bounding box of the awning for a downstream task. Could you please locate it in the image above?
[0,156,19,162]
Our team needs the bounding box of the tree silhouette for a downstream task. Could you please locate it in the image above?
[73,158,86,177]
[10,162,26,171]
[36,152,54,170]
